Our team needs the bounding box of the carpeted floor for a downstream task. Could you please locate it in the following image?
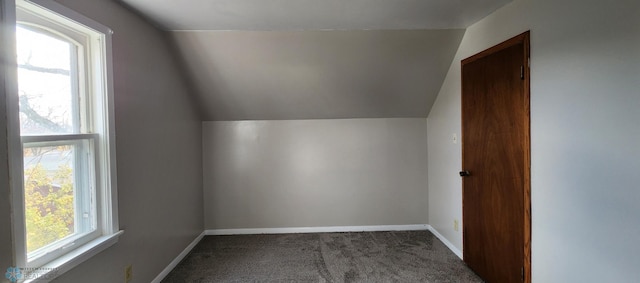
[162,230,483,282]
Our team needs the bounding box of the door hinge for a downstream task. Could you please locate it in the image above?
[521,266,525,281]
[520,65,525,80]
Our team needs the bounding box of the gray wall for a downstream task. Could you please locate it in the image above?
[0,0,205,282]
[0,0,16,275]
[203,118,428,229]
[427,0,640,282]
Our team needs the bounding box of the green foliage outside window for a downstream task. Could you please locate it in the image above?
[24,163,74,253]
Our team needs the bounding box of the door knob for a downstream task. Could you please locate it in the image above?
[459,170,470,177]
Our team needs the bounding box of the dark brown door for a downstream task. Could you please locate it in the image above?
[461,32,531,283]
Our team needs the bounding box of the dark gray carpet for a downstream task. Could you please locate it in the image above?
[162,230,483,282]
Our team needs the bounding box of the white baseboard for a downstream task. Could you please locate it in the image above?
[205,224,429,235]
[427,225,463,259]
[151,231,205,283]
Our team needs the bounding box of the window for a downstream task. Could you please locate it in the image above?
[8,0,120,277]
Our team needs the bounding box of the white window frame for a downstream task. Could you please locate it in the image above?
[4,0,122,280]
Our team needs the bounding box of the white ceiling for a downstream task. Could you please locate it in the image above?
[116,0,513,121]
[171,30,465,120]
[119,0,512,31]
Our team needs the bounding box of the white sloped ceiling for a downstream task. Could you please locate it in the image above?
[119,0,512,120]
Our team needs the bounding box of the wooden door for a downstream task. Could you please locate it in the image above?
[461,32,531,283]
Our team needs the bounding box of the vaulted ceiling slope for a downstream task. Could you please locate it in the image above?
[119,0,512,120]
[171,30,465,120]
[119,0,512,31]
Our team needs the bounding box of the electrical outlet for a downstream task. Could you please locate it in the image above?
[125,265,132,283]
[454,219,459,232]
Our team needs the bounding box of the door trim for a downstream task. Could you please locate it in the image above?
[461,31,531,283]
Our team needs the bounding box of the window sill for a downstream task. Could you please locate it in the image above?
[23,230,124,283]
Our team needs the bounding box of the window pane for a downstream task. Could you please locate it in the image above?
[16,26,78,135]
[23,142,96,255]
